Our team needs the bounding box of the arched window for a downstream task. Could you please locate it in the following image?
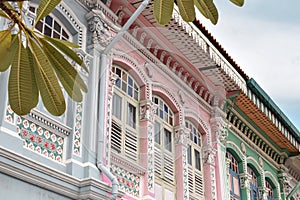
[226,151,242,200]
[153,96,175,199]
[111,65,140,162]
[28,6,70,40]
[265,179,274,200]
[186,120,204,198]
[248,166,259,200]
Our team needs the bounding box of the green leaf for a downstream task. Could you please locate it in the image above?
[40,38,87,102]
[230,0,244,7]
[17,2,24,11]
[201,0,219,25]
[194,0,209,19]
[28,36,66,116]
[177,0,196,22]
[0,30,12,71]
[35,0,62,26]
[8,35,38,115]
[43,35,88,72]
[1,34,19,72]
[154,0,174,25]
[0,9,10,19]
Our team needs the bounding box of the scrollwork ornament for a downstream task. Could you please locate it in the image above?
[174,127,189,146]
[87,14,113,47]
[203,148,216,165]
[140,101,157,122]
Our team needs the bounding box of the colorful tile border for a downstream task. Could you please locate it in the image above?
[182,149,189,200]
[17,116,65,163]
[5,104,15,124]
[73,103,82,156]
[147,124,154,192]
[111,164,140,197]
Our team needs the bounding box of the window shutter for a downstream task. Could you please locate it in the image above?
[125,130,138,161]
[164,153,174,182]
[188,167,194,194]
[195,171,204,196]
[154,147,162,175]
[111,121,122,153]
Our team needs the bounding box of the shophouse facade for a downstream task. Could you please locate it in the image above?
[0,0,299,200]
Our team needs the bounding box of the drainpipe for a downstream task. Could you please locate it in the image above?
[286,181,300,200]
[96,0,149,199]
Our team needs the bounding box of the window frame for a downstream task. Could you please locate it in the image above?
[111,65,140,162]
[248,166,259,200]
[153,96,175,188]
[266,179,274,200]
[186,120,204,198]
[226,151,242,200]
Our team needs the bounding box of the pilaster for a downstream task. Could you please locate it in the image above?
[174,125,190,200]
[207,104,227,200]
[240,172,252,199]
[139,100,157,199]
[278,167,292,200]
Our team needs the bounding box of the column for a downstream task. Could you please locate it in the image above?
[239,172,252,199]
[278,167,292,200]
[174,126,190,200]
[140,100,157,199]
[207,104,227,200]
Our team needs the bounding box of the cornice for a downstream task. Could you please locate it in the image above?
[0,146,125,199]
[110,151,146,175]
[23,109,72,137]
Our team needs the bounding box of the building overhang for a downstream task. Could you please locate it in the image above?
[236,92,299,152]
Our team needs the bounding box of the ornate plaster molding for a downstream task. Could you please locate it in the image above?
[140,100,157,122]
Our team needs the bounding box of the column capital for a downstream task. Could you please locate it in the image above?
[140,100,157,122]
[258,186,269,200]
[174,125,189,147]
[239,172,252,190]
[86,11,115,50]
[203,147,217,165]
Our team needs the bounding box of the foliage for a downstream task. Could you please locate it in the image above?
[0,0,88,116]
[154,0,244,25]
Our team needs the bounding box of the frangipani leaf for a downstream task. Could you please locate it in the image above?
[0,30,12,71]
[201,0,219,25]
[43,35,88,72]
[28,36,66,116]
[1,35,18,72]
[230,0,244,7]
[17,2,24,11]
[177,0,196,22]
[194,0,209,19]
[8,35,38,115]
[35,0,62,26]
[0,9,10,19]
[40,38,87,102]
[154,0,174,25]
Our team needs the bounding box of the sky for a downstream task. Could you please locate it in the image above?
[195,0,300,131]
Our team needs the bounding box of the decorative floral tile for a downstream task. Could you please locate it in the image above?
[73,103,82,156]
[17,116,64,162]
[5,104,15,124]
[111,164,140,197]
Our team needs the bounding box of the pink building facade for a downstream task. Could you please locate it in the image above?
[92,1,247,199]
